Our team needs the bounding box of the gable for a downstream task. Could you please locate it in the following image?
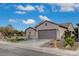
[25,27,36,32]
[35,21,67,30]
[25,28,36,35]
[68,24,75,32]
[36,21,58,30]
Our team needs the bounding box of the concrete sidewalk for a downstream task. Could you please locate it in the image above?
[0,41,79,56]
[18,39,51,47]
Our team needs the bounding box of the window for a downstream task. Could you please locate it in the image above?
[45,23,47,26]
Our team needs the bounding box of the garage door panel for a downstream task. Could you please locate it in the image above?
[38,29,57,39]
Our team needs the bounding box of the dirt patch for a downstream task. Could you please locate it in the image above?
[41,41,79,51]
[59,43,78,51]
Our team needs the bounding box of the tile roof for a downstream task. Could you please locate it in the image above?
[35,20,68,29]
[60,22,71,28]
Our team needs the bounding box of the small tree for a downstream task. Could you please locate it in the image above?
[64,30,75,47]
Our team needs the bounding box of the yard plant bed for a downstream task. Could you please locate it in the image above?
[6,36,26,42]
[41,41,79,51]
[59,42,78,51]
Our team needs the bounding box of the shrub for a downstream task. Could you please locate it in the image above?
[64,36,75,47]
[6,36,25,42]
[15,37,25,41]
[64,30,75,47]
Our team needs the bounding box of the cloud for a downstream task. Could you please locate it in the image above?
[51,3,79,12]
[39,15,50,21]
[9,19,16,23]
[16,4,45,13]
[35,5,45,12]
[15,11,26,14]
[22,19,35,25]
[16,5,35,11]
[57,4,75,12]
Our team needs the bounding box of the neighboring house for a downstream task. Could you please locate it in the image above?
[77,24,79,41]
[0,32,5,40]
[25,20,75,41]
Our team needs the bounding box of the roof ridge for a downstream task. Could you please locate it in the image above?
[35,20,67,29]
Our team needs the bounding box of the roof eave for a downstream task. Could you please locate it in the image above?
[35,20,67,29]
[59,25,68,29]
[25,27,36,32]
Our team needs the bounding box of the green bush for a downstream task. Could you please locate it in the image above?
[64,30,75,47]
[64,36,75,47]
[15,37,24,41]
[7,36,25,42]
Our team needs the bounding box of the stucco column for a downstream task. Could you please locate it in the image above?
[36,30,38,40]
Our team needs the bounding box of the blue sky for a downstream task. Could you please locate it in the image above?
[0,3,79,31]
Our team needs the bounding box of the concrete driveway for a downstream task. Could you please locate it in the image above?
[0,39,57,56]
[18,39,52,47]
[0,40,78,56]
[0,44,56,56]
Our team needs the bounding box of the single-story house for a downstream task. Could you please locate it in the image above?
[25,20,75,41]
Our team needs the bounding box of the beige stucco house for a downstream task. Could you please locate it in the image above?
[25,20,75,41]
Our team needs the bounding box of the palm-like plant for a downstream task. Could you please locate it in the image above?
[64,30,75,47]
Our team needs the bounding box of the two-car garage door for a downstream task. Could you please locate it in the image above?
[38,29,57,39]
